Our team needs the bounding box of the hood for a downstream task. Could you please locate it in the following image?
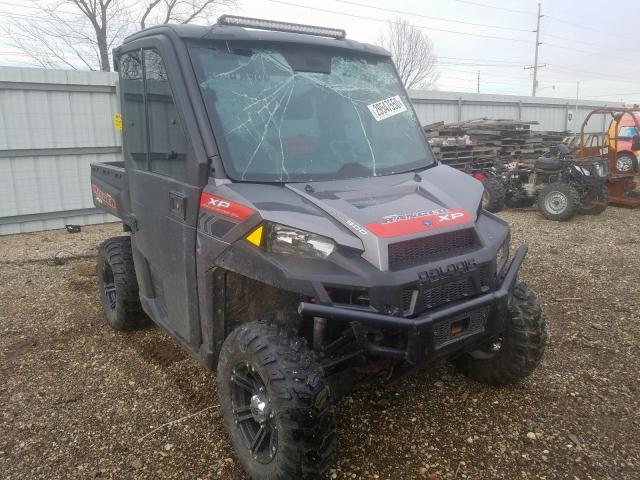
[221,165,484,271]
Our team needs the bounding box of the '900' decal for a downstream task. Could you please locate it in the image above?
[365,209,472,238]
[200,193,254,221]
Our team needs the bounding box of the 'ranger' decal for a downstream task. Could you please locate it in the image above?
[382,208,447,224]
[365,208,472,238]
[91,183,117,211]
[200,193,254,221]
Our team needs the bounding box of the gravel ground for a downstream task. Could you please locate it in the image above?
[1,209,639,480]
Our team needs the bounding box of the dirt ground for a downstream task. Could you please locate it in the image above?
[1,208,639,480]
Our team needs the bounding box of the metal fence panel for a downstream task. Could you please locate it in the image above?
[0,67,120,234]
[408,90,623,133]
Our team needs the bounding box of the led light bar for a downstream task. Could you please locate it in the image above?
[217,15,346,39]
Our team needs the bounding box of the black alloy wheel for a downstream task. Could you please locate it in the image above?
[230,362,279,464]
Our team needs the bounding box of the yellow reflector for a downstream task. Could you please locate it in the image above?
[246,225,263,247]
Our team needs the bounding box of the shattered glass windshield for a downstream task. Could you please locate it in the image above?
[190,44,435,182]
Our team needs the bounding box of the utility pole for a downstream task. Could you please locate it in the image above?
[532,2,543,97]
[575,80,580,131]
[477,70,480,93]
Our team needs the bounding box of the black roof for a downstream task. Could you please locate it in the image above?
[121,23,390,57]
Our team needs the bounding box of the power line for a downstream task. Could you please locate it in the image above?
[455,0,637,43]
[0,0,79,15]
[439,56,528,65]
[438,73,530,87]
[542,31,639,55]
[543,42,638,63]
[267,0,533,43]
[438,66,531,80]
[0,10,91,28]
[545,67,640,86]
[334,0,531,32]
[335,0,640,60]
[545,14,636,42]
[438,62,527,68]
[453,0,536,16]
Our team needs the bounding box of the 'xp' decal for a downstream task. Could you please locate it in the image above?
[200,193,254,221]
[365,208,472,238]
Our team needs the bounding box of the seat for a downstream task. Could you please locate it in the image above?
[535,156,566,171]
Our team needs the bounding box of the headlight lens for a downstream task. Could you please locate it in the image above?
[266,223,336,259]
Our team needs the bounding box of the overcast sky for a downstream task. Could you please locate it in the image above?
[1,0,638,104]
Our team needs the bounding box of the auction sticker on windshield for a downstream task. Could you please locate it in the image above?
[367,95,407,121]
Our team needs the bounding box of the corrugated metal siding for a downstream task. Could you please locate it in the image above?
[408,90,623,133]
[0,66,120,235]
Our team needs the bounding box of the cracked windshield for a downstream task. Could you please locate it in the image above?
[191,45,434,182]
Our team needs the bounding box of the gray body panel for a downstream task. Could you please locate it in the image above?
[90,23,517,369]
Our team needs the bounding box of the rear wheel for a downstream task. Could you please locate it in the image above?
[579,183,609,215]
[217,321,336,480]
[615,152,637,174]
[537,182,580,221]
[481,177,506,213]
[96,236,146,330]
[454,282,546,386]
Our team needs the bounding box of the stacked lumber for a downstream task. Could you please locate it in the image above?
[424,118,567,169]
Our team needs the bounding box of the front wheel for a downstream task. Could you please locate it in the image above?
[217,321,336,480]
[481,177,506,213]
[537,182,580,221]
[453,282,546,386]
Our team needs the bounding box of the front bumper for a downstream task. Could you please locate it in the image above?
[299,245,527,365]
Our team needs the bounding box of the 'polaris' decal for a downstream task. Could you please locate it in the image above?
[200,193,254,221]
[365,208,472,238]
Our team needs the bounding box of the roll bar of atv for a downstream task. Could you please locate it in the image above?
[298,245,528,364]
[579,107,640,161]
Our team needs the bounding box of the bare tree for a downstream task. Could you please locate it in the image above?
[377,18,439,90]
[2,0,236,72]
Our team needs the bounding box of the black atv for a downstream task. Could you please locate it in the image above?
[90,16,547,479]
[467,158,506,213]
[500,144,609,221]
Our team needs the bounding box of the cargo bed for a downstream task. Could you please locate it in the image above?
[90,161,128,219]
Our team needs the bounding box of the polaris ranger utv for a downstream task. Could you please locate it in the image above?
[91,16,546,480]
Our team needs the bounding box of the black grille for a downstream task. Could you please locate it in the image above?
[432,308,489,347]
[420,277,476,310]
[402,265,493,315]
[388,229,476,270]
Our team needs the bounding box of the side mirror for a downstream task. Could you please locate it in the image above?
[632,135,640,151]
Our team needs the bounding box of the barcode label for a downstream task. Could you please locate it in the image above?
[367,95,407,121]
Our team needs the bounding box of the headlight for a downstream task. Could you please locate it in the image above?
[265,223,335,259]
[497,234,510,274]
